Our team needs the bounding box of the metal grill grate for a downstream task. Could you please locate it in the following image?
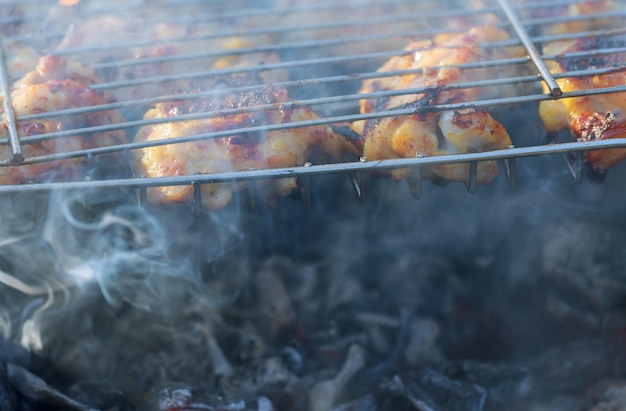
[1,0,626,203]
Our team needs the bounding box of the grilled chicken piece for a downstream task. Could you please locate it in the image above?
[535,0,626,175]
[0,55,127,185]
[134,84,360,210]
[56,16,284,100]
[357,25,526,184]
[540,34,626,175]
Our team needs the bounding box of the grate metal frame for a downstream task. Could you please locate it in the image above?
[1,0,626,203]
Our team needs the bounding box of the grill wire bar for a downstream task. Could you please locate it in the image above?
[0,138,623,195]
[5,82,626,168]
[495,0,562,97]
[0,41,24,163]
[0,0,626,200]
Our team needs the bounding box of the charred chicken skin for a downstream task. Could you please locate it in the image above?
[357,25,526,184]
[0,55,127,185]
[541,34,626,175]
[134,85,360,210]
[536,0,626,175]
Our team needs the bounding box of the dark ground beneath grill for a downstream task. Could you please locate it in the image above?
[2,141,626,410]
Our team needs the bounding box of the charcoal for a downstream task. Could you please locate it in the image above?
[251,396,274,411]
[332,394,378,411]
[581,380,626,411]
[0,363,17,411]
[539,220,626,326]
[6,364,99,411]
[403,317,444,367]
[257,256,319,317]
[225,327,268,364]
[443,361,532,406]
[219,356,297,395]
[67,381,130,411]
[149,383,248,411]
[527,339,610,396]
[601,309,626,377]
[395,368,487,411]
[279,346,303,374]
[149,384,194,411]
[186,392,247,411]
[309,345,367,411]
[255,260,296,339]
[377,255,461,316]
[507,396,583,411]
[326,271,364,313]
[500,221,626,340]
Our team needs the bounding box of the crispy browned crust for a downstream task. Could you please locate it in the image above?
[134,85,360,210]
[0,55,127,184]
[356,25,524,184]
[539,31,626,174]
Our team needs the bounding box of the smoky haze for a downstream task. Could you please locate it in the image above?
[1,0,626,410]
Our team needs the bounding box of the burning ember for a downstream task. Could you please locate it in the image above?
[1,0,626,410]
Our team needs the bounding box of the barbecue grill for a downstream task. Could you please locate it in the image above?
[2,2,626,410]
[1,0,625,208]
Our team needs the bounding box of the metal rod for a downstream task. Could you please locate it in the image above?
[248,175,257,212]
[17,2,489,57]
[466,161,477,194]
[358,156,368,203]
[358,172,368,203]
[348,173,363,202]
[13,61,624,142]
[502,145,517,189]
[561,153,578,181]
[81,191,93,222]
[137,187,147,208]
[574,150,584,184]
[193,182,201,217]
[300,162,313,208]
[5,0,614,57]
[67,17,482,63]
[1,0,625,198]
[349,172,368,203]
[3,0,620,69]
[14,59,624,128]
[0,41,24,163]
[509,157,517,189]
[10,25,619,116]
[20,62,531,121]
[407,167,422,200]
[0,138,624,194]
[523,9,626,29]
[9,79,626,163]
[496,0,562,97]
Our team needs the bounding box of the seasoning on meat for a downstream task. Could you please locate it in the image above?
[356,25,527,184]
[133,84,360,210]
[535,0,626,176]
[0,55,127,184]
